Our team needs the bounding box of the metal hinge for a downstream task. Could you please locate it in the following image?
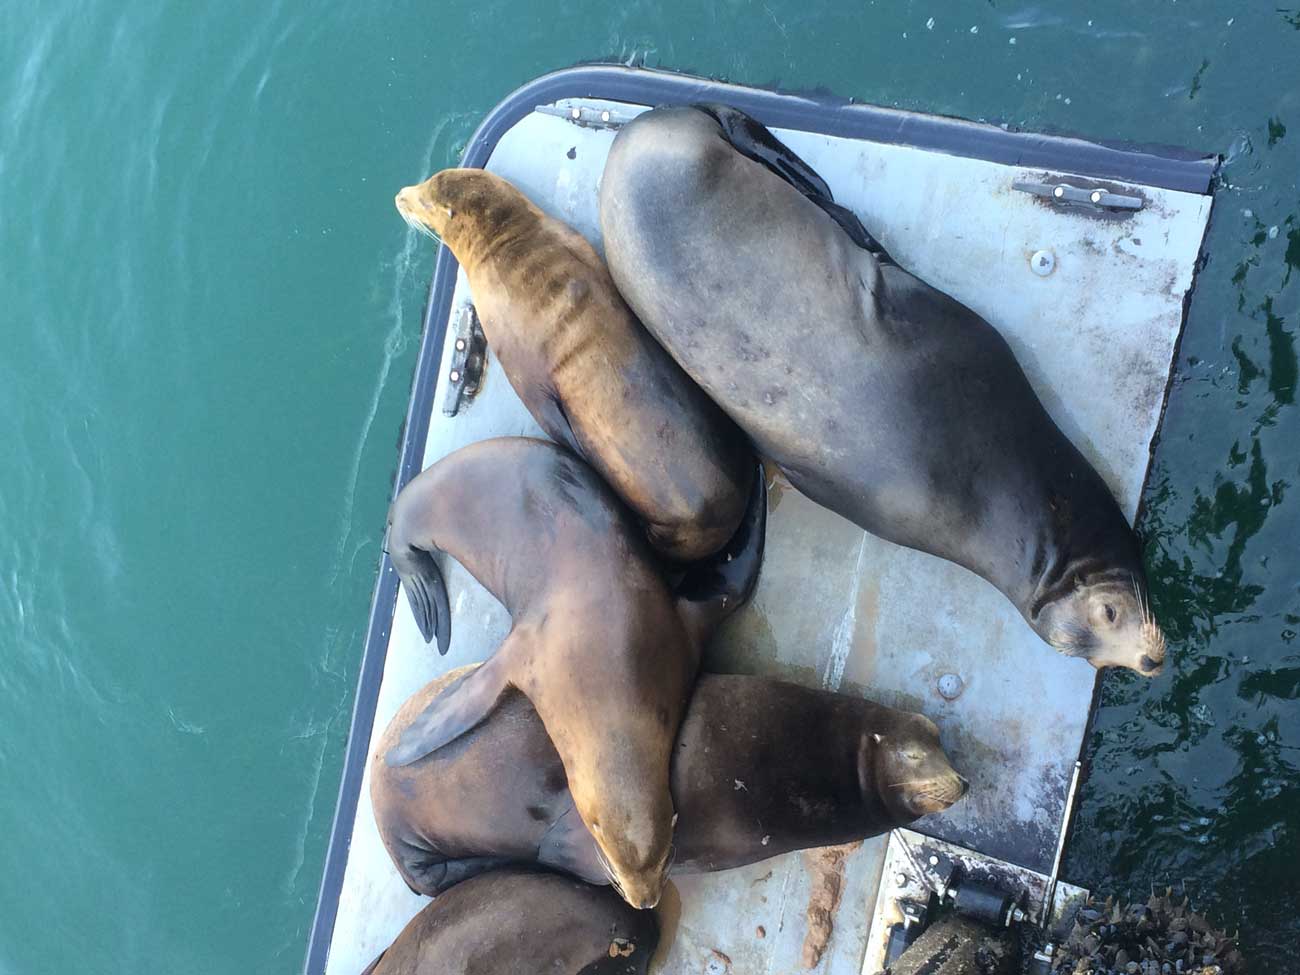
[1013,179,1144,211]
[535,103,638,130]
[442,303,487,417]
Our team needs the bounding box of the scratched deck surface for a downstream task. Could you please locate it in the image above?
[323,100,1211,975]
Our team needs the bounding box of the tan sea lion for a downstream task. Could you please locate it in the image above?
[394,167,752,564]
[371,670,967,896]
[599,104,1167,675]
[360,868,658,975]
[383,437,765,909]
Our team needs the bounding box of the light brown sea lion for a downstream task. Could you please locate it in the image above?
[383,437,765,909]
[599,104,1167,674]
[394,167,752,564]
[370,669,967,896]
[359,868,658,975]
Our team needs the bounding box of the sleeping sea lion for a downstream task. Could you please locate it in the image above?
[598,104,1166,675]
[382,437,765,909]
[394,167,752,563]
[371,670,967,896]
[360,868,657,975]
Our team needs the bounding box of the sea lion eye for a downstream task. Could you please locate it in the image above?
[1104,603,1117,623]
[905,752,923,762]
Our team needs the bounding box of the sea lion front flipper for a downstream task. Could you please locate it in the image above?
[392,544,452,654]
[674,460,768,644]
[537,805,606,885]
[385,643,517,766]
[691,102,892,261]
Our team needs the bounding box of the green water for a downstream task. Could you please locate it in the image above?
[1,2,1295,972]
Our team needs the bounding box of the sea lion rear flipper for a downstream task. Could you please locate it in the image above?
[393,544,452,654]
[674,460,768,643]
[691,103,892,261]
[410,855,522,896]
[384,642,515,766]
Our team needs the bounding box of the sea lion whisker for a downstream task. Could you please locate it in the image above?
[399,210,441,243]
[888,777,947,789]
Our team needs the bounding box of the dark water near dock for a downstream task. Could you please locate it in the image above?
[1,2,1296,972]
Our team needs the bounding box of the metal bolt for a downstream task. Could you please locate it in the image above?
[929,855,940,867]
[1090,190,1103,204]
[1030,250,1056,277]
[455,339,466,351]
[1010,906,1027,924]
[570,107,581,120]
[449,370,461,383]
[938,673,965,700]
[895,872,908,887]
[601,110,611,122]
[1053,185,1065,199]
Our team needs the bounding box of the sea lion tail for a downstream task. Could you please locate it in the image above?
[674,460,768,640]
[392,544,452,655]
[384,643,514,766]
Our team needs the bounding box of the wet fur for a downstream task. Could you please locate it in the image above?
[380,437,762,908]
[361,869,658,975]
[395,168,752,563]
[598,105,1167,674]
[370,671,966,894]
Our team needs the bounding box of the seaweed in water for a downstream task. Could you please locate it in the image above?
[1052,890,1244,975]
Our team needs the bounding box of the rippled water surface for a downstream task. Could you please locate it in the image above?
[1,2,1296,972]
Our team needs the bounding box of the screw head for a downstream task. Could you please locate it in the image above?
[570,107,581,120]
[1030,250,1056,277]
[938,673,964,700]
[449,370,461,383]
[1053,185,1065,199]
[1090,190,1103,204]
[455,339,466,351]
[895,872,908,887]
[601,110,611,122]
[929,855,940,867]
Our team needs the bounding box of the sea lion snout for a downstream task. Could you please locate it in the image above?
[868,716,969,821]
[1043,581,1168,676]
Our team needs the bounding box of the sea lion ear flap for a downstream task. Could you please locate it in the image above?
[385,642,518,766]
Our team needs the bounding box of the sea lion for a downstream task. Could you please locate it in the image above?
[599,104,1167,675]
[360,868,658,975]
[382,437,765,909]
[394,167,752,564]
[370,669,967,896]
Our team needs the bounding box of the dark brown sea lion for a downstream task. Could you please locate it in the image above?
[359,868,658,975]
[394,167,752,564]
[382,437,765,909]
[370,669,967,897]
[599,104,1167,674]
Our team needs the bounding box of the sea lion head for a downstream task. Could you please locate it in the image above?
[572,756,675,911]
[865,713,969,820]
[1039,576,1167,676]
[395,168,527,261]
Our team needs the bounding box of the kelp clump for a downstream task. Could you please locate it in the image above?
[1052,889,1244,975]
